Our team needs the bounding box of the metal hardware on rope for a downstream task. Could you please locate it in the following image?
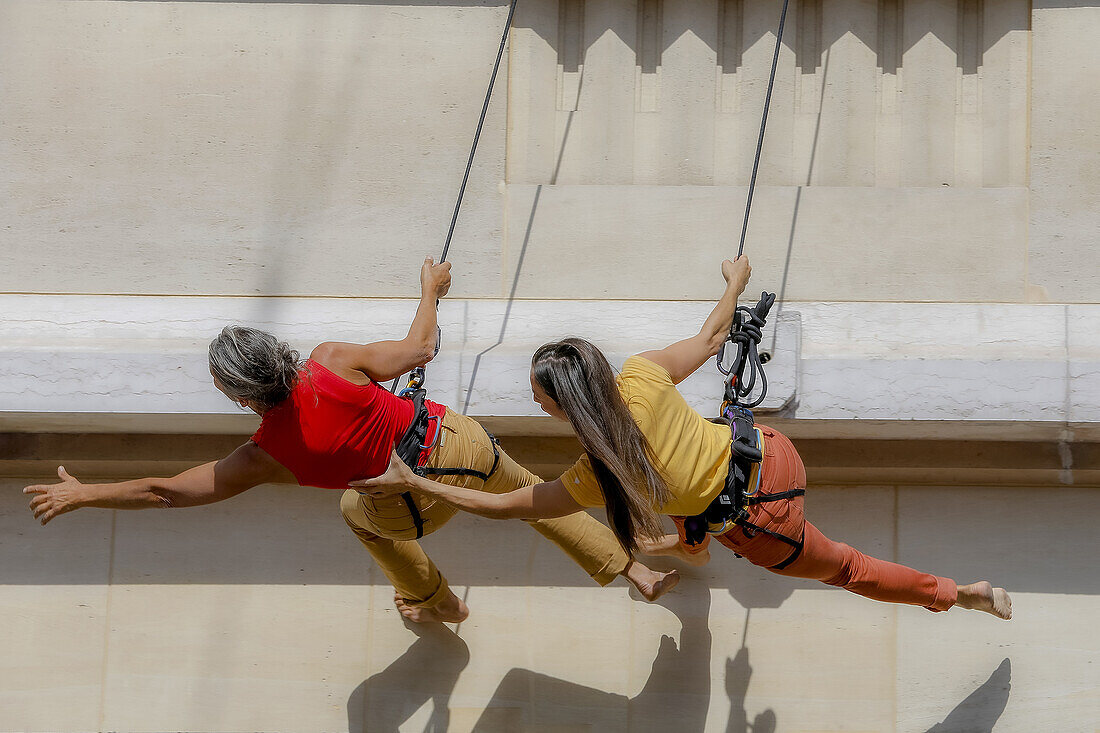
[400,365,426,398]
[717,0,789,415]
[717,291,776,414]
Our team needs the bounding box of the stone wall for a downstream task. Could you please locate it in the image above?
[1,0,1093,303]
[1,0,1097,433]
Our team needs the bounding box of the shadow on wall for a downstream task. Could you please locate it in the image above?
[514,0,1030,77]
[345,587,1014,732]
[768,41,829,354]
[343,596,1009,733]
[925,658,1012,733]
[4,483,1099,598]
[108,0,1034,71]
[461,55,582,410]
[346,622,471,733]
[468,585,775,733]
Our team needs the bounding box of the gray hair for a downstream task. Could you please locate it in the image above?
[208,326,302,410]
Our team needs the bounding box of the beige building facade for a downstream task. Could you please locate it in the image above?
[2,0,1098,730]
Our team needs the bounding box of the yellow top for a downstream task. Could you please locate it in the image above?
[560,355,734,516]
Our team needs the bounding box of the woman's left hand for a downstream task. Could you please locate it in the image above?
[24,466,86,525]
[349,450,418,498]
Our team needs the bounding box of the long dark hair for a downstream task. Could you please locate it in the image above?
[532,338,671,554]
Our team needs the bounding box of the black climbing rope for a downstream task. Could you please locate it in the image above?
[440,0,520,265]
[737,0,790,259]
[717,292,776,413]
[686,1,802,553]
[721,0,790,413]
[392,0,520,394]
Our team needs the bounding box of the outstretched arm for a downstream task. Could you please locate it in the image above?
[310,257,452,382]
[23,442,296,525]
[350,450,585,521]
[637,256,751,384]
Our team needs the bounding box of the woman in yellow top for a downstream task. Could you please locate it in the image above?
[356,257,1012,620]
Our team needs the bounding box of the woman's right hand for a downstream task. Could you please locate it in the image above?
[349,450,418,498]
[420,257,452,299]
[721,256,751,291]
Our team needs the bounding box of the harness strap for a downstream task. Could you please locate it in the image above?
[391,389,433,539]
[745,488,805,506]
[419,430,501,481]
[769,529,805,570]
[422,467,490,480]
[395,492,426,539]
[736,518,802,549]
[736,519,804,570]
[388,390,502,539]
[685,409,806,555]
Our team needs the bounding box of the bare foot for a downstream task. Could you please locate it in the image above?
[393,591,469,624]
[956,581,1012,620]
[639,533,711,567]
[623,561,681,602]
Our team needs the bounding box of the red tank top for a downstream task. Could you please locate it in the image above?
[251,360,446,489]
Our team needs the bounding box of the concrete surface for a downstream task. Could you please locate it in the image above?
[2,1,1099,730]
[1,0,1095,302]
[2,297,1097,434]
[2,478,1097,732]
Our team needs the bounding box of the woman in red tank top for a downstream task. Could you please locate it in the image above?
[24,259,676,624]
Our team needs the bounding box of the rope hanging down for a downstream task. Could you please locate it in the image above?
[737,0,789,259]
[393,0,520,394]
[439,0,520,265]
[683,0,802,552]
[720,0,790,414]
[385,2,520,539]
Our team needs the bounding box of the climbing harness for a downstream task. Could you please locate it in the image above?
[390,388,502,539]
[684,0,804,566]
[684,290,804,565]
[382,1,520,535]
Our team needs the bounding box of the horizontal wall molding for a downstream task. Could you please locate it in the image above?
[1,295,1096,431]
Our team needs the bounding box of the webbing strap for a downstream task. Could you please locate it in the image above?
[421,434,501,483]
[770,529,805,570]
[737,518,802,549]
[388,393,501,539]
[745,488,805,506]
[422,467,489,480]
[398,492,426,540]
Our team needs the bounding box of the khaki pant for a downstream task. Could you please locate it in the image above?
[340,409,629,608]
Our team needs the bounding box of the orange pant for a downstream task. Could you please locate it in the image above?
[673,425,957,612]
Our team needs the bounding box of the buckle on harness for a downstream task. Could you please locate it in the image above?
[419,414,441,451]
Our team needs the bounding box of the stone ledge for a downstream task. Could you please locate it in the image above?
[1,296,1096,428]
